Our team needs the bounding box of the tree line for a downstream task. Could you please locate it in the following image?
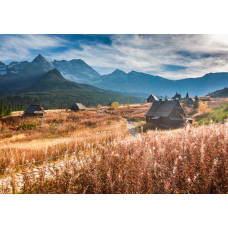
[0,100,12,118]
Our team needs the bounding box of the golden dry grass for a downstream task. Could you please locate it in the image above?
[0,103,227,194]
[13,123,227,194]
[0,110,126,175]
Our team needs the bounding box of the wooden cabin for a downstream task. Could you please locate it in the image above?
[146,94,159,103]
[145,100,186,129]
[69,103,86,111]
[185,97,194,106]
[24,105,45,117]
[172,92,182,100]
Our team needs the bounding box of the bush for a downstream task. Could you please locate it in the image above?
[18,123,37,130]
[97,104,102,109]
[111,102,120,109]
[106,120,112,125]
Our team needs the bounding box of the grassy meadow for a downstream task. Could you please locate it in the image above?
[0,100,227,194]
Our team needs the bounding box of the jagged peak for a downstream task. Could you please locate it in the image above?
[32,54,48,63]
[0,61,5,66]
[70,59,86,64]
[111,69,126,74]
[41,69,66,81]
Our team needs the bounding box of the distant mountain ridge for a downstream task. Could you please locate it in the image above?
[0,54,228,98]
[208,87,228,97]
[94,70,228,97]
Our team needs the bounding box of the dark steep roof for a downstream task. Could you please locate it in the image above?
[70,103,86,110]
[172,93,181,100]
[185,98,194,104]
[145,100,182,117]
[24,105,45,114]
[147,94,159,102]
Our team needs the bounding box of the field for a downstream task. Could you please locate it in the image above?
[0,101,227,194]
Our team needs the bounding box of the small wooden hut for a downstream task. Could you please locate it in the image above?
[185,97,194,105]
[146,94,159,103]
[172,92,182,100]
[69,103,86,111]
[24,105,45,117]
[145,100,185,129]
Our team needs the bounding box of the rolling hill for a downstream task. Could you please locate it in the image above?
[2,69,143,109]
[208,87,228,98]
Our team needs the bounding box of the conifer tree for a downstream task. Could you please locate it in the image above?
[193,95,199,109]
[186,93,189,99]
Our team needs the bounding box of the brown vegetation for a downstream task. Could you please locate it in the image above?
[14,124,227,194]
[0,110,125,175]
[0,103,227,194]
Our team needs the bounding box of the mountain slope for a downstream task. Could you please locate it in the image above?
[0,55,54,94]
[94,70,228,97]
[24,69,104,93]
[53,59,101,84]
[5,69,143,109]
[208,87,228,97]
[0,55,101,95]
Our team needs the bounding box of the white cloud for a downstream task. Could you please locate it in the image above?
[49,34,228,79]
[0,34,67,62]
[1,34,228,79]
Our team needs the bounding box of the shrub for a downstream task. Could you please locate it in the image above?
[97,104,102,109]
[106,120,112,125]
[111,102,120,109]
[17,123,37,130]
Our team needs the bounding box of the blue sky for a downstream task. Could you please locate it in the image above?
[1,34,228,79]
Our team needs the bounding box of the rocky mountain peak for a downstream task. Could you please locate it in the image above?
[0,61,5,66]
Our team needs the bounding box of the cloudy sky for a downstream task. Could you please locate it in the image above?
[1,34,228,79]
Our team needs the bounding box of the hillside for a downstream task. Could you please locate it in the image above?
[24,69,104,93]
[53,59,101,84]
[3,69,143,109]
[208,87,228,98]
[195,102,228,124]
[94,71,228,97]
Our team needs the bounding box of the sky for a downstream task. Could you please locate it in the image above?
[1,34,228,79]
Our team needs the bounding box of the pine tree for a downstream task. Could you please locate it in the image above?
[186,93,189,99]
[193,95,199,109]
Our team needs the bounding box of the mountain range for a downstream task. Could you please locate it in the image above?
[1,68,143,109]
[0,54,228,100]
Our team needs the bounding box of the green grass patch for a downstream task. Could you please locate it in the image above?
[17,123,37,130]
[195,102,228,125]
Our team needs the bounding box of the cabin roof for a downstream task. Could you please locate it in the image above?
[24,105,45,114]
[147,94,159,101]
[145,100,181,117]
[70,103,86,110]
[185,98,194,104]
[172,93,181,99]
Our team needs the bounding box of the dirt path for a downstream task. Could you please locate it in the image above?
[123,118,137,136]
